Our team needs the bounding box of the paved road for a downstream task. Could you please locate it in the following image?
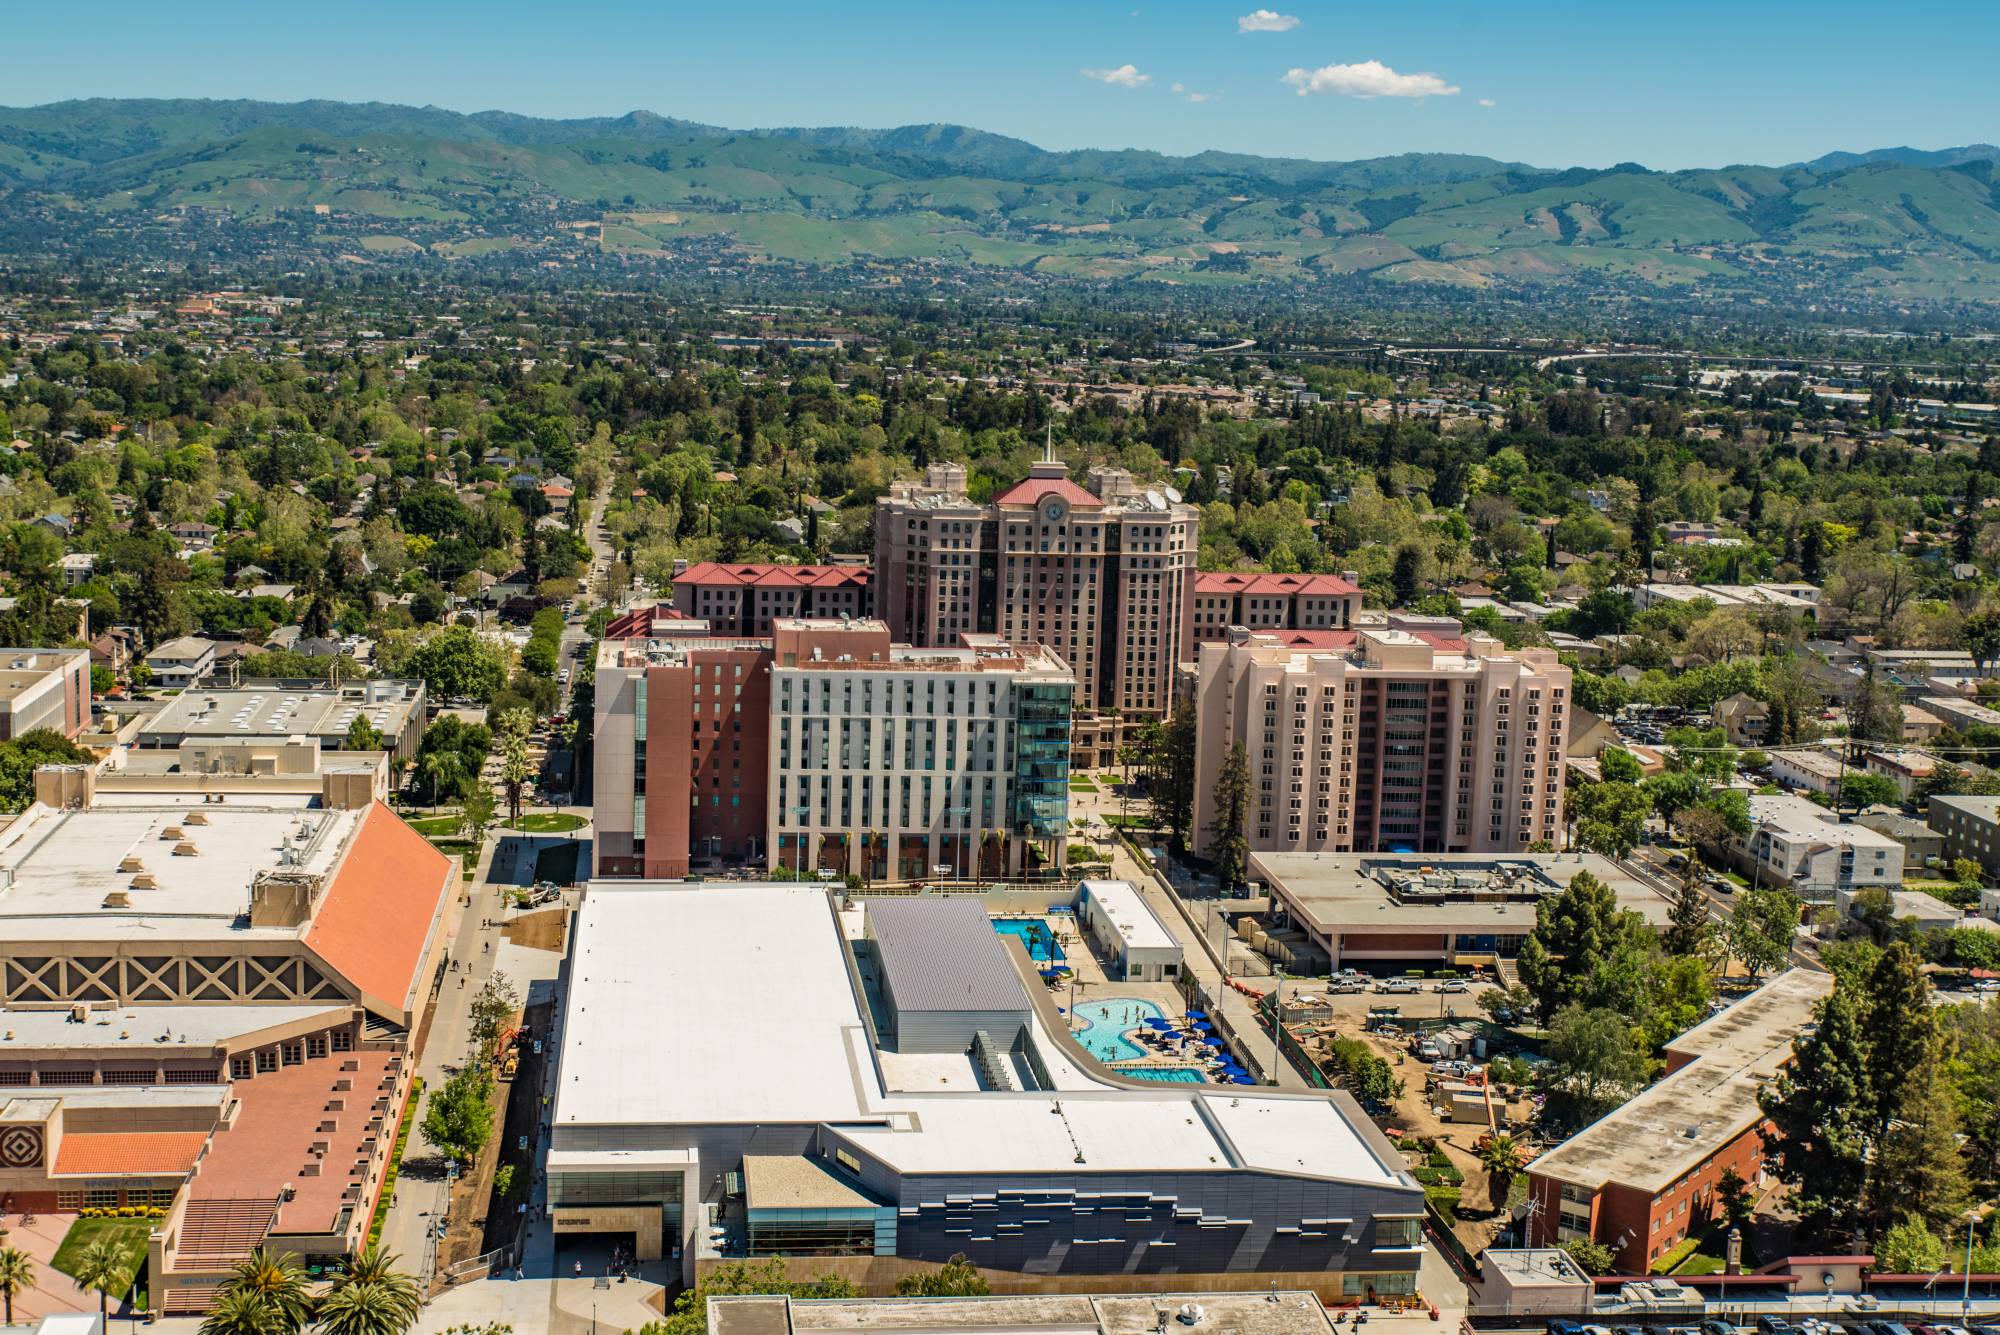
[380,838,515,1285]
[1621,844,1823,971]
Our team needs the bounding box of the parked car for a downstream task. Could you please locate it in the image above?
[1435,980,1470,994]
[1700,1322,1737,1335]
[1376,978,1424,995]
[1757,1318,1793,1335]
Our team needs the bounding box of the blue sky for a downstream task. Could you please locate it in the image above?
[7,0,1997,170]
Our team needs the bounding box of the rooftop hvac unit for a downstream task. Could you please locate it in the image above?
[130,873,157,890]
[185,811,208,826]
[160,826,183,840]
[102,890,131,909]
[173,842,199,857]
[118,855,144,873]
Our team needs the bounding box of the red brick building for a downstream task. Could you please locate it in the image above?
[592,635,773,877]
[1524,968,1831,1272]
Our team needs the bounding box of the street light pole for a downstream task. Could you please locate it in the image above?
[1965,1208,1980,1322]
[792,805,811,874]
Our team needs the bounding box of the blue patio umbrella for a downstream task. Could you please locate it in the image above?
[1184,1010,1208,1020]
[1144,1017,1175,1030]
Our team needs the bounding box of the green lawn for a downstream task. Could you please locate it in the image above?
[535,842,581,885]
[507,813,587,833]
[52,1215,153,1296]
[409,815,463,836]
[1068,779,1099,793]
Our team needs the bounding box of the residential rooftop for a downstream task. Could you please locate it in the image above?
[1528,968,1832,1195]
[1748,794,1903,852]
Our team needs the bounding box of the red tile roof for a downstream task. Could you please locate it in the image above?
[674,562,871,590]
[304,803,450,1015]
[992,476,1103,508]
[192,1049,403,1236]
[54,1130,208,1178]
[604,603,699,639]
[1195,571,1360,596]
[1264,629,1467,653]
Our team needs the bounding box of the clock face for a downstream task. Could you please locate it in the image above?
[1044,500,1066,523]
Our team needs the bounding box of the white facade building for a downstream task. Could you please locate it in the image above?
[766,619,1073,881]
[1744,793,1903,901]
[1076,879,1184,982]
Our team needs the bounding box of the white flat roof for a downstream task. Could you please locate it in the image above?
[556,884,873,1128]
[0,1004,348,1049]
[1079,879,1180,954]
[556,883,1405,1186]
[0,802,359,933]
[142,685,418,740]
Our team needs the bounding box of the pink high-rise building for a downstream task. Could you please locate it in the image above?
[874,458,1197,764]
[1192,625,1571,856]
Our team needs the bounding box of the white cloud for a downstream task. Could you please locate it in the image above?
[1478,97,1496,108]
[1281,60,1460,99]
[1238,9,1300,31]
[1171,82,1217,103]
[1081,63,1151,89]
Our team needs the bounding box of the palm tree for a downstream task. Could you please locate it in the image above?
[224,1247,312,1334]
[68,1237,128,1325]
[419,750,464,808]
[200,1286,282,1335]
[0,1246,36,1326]
[1476,1133,1527,1211]
[326,1249,418,1328]
[315,1279,418,1335]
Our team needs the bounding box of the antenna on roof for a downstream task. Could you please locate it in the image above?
[1044,421,1055,464]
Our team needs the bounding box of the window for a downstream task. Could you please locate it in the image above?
[231,1055,253,1080]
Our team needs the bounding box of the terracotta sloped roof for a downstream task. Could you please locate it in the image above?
[675,561,871,590]
[1195,571,1360,596]
[603,603,696,639]
[54,1130,208,1177]
[992,476,1102,507]
[304,802,450,1014]
[190,1049,403,1236]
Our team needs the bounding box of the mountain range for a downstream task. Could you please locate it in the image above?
[6,98,2000,308]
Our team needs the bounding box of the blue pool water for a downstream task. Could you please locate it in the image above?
[1070,997,1166,1062]
[1125,1067,1207,1084]
[993,917,1066,963]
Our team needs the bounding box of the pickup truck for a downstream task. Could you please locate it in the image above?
[1375,978,1424,995]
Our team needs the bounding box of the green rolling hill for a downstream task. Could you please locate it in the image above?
[5,98,2000,307]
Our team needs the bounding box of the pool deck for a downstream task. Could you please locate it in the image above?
[999,909,1218,1084]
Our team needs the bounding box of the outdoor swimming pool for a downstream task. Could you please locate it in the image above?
[1069,997,1165,1062]
[993,917,1066,963]
[1124,1066,1207,1084]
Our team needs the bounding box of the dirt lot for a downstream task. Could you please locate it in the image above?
[502,908,567,952]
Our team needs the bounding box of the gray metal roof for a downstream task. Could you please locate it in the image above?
[865,898,1030,1016]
